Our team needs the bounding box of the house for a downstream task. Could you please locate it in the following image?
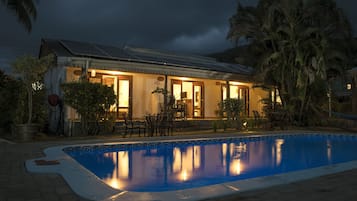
[39,38,268,135]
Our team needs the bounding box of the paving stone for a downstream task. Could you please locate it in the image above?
[7,197,26,201]
[41,193,60,201]
[55,186,72,195]
[60,194,84,201]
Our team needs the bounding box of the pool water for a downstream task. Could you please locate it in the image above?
[64,134,357,192]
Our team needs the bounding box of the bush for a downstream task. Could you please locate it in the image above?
[61,81,116,135]
[0,71,22,133]
[216,98,244,130]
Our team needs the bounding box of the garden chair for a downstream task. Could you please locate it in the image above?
[123,114,146,137]
[253,110,262,128]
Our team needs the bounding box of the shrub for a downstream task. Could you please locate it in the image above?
[216,98,244,130]
[0,71,22,133]
[61,81,116,135]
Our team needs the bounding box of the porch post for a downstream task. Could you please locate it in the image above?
[164,74,168,114]
[80,60,90,81]
[352,74,357,114]
[226,80,230,99]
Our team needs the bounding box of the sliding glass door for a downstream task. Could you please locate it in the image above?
[172,80,204,118]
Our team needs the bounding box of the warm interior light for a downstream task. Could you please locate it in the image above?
[91,70,96,77]
[108,71,123,75]
[275,139,284,166]
[230,81,247,86]
[181,169,188,181]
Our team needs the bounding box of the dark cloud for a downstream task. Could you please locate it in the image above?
[32,0,237,50]
[0,0,356,72]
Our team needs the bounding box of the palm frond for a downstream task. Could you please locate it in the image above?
[1,0,37,32]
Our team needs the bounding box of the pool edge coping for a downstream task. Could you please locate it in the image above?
[26,132,357,201]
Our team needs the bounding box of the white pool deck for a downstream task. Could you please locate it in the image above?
[26,133,357,201]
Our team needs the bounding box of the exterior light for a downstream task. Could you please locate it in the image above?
[32,81,44,91]
[347,83,352,90]
[242,121,248,130]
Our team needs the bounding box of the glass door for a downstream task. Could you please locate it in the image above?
[102,75,118,113]
[193,82,203,118]
[118,78,130,118]
[171,80,204,118]
[101,75,132,119]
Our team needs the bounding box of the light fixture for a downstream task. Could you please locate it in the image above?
[347,83,352,90]
[91,70,96,77]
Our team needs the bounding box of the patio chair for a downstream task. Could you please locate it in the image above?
[113,121,128,137]
[145,114,157,137]
[253,110,262,128]
[123,114,146,137]
[174,102,186,120]
[157,112,174,136]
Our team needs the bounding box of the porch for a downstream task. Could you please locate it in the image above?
[66,117,265,137]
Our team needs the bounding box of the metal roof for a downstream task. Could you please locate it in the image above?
[41,38,254,76]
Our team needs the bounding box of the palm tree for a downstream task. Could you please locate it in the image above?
[1,0,37,32]
[228,0,353,125]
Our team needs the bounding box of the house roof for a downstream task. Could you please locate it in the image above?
[40,38,254,80]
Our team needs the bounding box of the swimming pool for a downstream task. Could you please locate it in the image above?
[63,133,357,192]
[26,133,357,201]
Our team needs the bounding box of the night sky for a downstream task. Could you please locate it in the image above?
[0,0,356,73]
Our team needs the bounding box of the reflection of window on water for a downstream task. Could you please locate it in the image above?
[102,151,129,189]
[221,143,247,176]
[327,140,332,163]
[272,139,284,166]
[172,146,202,182]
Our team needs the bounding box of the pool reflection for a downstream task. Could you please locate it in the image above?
[72,136,357,192]
[99,142,253,191]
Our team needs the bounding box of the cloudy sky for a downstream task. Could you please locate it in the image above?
[0,0,356,72]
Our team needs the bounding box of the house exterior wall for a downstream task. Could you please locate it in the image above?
[249,86,266,116]
[60,67,268,120]
[47,64,268,135]
[203,80,222,118]
[132,73,165,117]
[44,65,67,135]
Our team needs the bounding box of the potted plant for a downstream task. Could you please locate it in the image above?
[11,54,54,141]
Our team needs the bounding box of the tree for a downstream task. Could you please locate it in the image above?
[11,54,54,124]
[228,0,353,125]
[0,70,22,133]
[61,81,116,135]
[1,0,37,32]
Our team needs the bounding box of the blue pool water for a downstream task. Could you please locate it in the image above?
[64,134,357,192]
